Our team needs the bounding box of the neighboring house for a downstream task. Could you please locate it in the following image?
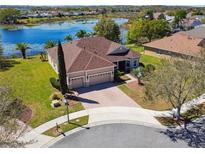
[153,12,162,19]
[165,15,174,23]
[191,15,205,21]
[186,26,205,39]
[143,31,205,58]
[182,19,202,30]
[47,37,140,88]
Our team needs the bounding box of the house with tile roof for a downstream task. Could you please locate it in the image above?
[47,37,140,88]
[143,27,205,58]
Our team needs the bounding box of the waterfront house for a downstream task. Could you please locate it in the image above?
[47,37,140,88]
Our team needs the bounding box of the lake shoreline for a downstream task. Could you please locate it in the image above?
[0,15,100,29]
[0,13,129,29]
[0,18,128,56]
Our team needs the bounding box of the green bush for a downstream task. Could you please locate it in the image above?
[50,77,60,90]
[114,70,124,80]
[144,64,155,74]
[50,92,63,100]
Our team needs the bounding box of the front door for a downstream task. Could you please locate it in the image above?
[118,61,126,72]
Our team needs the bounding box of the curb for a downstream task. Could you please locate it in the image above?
[42,119,167,148]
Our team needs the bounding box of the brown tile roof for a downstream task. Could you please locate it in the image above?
[186,26,205,39]
[47,37,140,73]
[143,32,203,57]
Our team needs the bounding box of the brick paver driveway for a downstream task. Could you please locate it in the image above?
[76,83,140,109]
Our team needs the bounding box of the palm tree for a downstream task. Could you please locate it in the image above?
[75,30,87,39]
[16,43,29,59]
[44,40,57,49]
[64,34,73,42]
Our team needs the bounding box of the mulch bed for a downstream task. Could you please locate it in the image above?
[127,81,143,91]
[20,106,32,123]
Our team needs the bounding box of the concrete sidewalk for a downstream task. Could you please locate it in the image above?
[125,74,137,83]
[21,93,205,148]
[21,106,162,148]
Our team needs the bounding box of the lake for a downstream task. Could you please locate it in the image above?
[0,18,128,56]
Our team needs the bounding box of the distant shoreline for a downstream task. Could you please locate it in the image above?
[0,13,130,28]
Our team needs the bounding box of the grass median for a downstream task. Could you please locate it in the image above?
[43,116,89,137]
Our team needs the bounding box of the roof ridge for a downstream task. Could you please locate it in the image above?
[86,49,115,66]
[84,52,94,70]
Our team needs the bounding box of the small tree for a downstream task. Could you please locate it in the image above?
[44,40,57,49]
[75,30,87,39]
[16,43,29,59]
[144,64,155,75]
[94,17,120,42]
[57,41,69,95]
[144,59,202,121]
[173,9,187,29]
[64,34,73,42]
[132,67,145,85]
[0,86,28,147]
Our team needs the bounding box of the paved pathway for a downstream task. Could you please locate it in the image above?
[125,74,137,83]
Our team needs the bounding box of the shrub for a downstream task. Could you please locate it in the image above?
[144,64,155,74]
[50,77,60,90]
[40,52,47,62]
[114,70,125,81]
[50,92,63,100]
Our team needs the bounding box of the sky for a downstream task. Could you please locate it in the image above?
[1,0,205,6]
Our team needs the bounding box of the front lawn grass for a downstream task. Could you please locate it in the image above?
[0,56,85,128]
[118,84,172,111]
[156,103,205,126]
[43,116,89,137]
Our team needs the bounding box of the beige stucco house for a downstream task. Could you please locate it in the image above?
[47,37,140,89]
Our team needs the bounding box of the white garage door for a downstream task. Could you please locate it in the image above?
[70,77,84,88]
[89,72,112,86]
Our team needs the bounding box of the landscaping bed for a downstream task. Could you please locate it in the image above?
[156,103,205,126]
[0,56,85,127]
[43,116,89,137]
[118,84,173,111]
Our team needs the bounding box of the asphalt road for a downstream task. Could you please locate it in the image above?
[50,123,190,148]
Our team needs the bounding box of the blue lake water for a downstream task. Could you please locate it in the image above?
[0,18,128,56]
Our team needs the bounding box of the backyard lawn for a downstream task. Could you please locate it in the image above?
[127,44,162,66]
[0,56,85,128]
[126,44,145,53]
[118,84,173,111]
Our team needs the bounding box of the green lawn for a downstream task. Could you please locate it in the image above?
[126,44,145,53]
[118,84,173,111]
[127,44,162,66]
[0,56,85,128]
[140,54,162,66]
[43,116,89,137]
